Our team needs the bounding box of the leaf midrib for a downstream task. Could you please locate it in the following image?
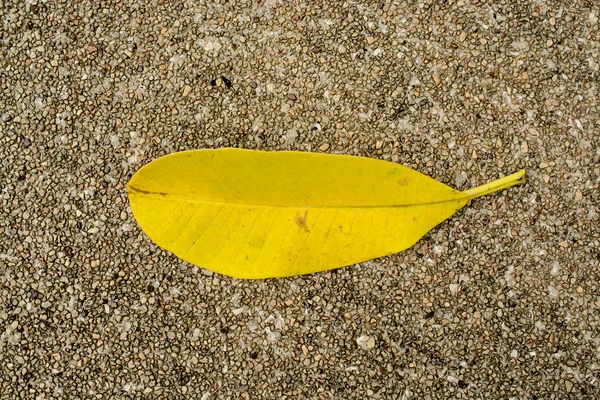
[127,185,470,209]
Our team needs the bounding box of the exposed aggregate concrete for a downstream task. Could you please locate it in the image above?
[1,0,599,398]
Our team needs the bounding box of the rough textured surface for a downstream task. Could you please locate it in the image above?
[1,0,598,398]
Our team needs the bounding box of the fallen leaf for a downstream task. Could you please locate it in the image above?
[127,149,525,279]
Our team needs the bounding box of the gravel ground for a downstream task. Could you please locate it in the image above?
[1,0,599,398]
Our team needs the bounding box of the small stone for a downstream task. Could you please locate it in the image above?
[319,143,330,151]
[575,190,583,201]
[356,335,375,350]
[338,44,346,53]
[542,174,550,183]
[182,85,192,97]
[449,284,460,295]
[565,381,573,392]
[520,141,529,153]
[41,301,51,309]
[367,337,375,349]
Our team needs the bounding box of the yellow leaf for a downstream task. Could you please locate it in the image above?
[127,149,525,279]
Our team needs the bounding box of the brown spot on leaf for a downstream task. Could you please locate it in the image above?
[295,211,310,232]
[127,185,169,196]
[398,179,406,185]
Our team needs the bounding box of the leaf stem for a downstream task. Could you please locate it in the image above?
[463,169,526,199]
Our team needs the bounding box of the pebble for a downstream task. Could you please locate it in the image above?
[356,335,376,350]
[449,283,460,295]
[565,381,573,392]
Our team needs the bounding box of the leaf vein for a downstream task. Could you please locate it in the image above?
[230,207,266,268]
[312,209,340,270]
[184,204,225,257]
